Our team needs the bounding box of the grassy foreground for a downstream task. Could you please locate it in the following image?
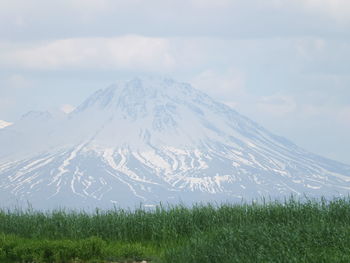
[1,198,350,262]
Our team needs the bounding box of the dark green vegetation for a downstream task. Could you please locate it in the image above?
[1,198,350,262]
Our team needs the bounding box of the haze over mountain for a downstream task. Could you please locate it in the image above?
[0,77,349,209]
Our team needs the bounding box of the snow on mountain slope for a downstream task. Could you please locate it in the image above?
[0,120,13,129]
[0,77,349,209]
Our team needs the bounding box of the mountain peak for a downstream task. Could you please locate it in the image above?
[74,77,203,114]
[1,77,349,209]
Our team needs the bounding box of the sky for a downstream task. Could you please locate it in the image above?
[0,0,349,164]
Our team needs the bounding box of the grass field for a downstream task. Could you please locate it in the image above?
[1,197,350,262]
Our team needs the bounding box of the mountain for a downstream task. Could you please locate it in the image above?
[0,77,349,209]
[0,120,13,129]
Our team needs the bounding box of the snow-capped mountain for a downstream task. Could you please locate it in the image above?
[0,77,349,209]
[0,120,13,129]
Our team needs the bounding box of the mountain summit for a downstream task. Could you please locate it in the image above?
[1,77,349,209]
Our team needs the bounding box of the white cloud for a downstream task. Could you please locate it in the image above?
[191,68,246,99]
[302,0,350,22]
[337,106,350,127]
[69,0,110,11]
[295,38,326,58]
[189,0,233,8]
[0,97,15,114]
[1,0,349,42]
[257,95,297,117]
[5,74,32,89]
[0,36,179,71]
[300,105,324,117]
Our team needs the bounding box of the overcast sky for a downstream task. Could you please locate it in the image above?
[0,0,349,164]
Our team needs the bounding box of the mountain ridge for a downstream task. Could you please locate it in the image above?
[0,77,349,209]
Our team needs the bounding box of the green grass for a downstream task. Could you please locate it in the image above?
[1,197,350,262]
